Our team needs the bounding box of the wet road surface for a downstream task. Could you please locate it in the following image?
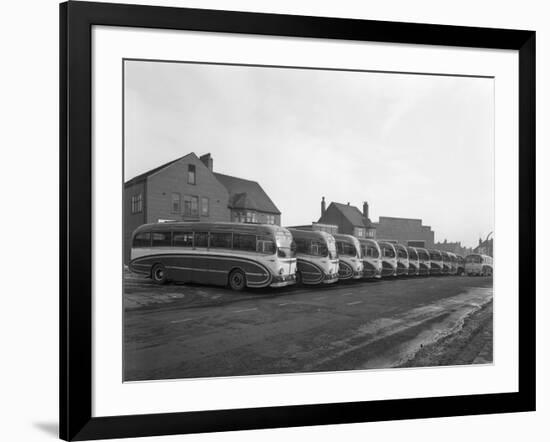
[124,275,493,381]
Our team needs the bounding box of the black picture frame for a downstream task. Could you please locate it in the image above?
[60,1,536,440]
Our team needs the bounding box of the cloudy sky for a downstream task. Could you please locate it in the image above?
[124,60,494,248]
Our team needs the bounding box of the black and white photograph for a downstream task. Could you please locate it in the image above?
[123,59,495,382]
[0,0,542,440]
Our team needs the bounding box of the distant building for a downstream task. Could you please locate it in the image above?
[474,235,493,257]
[124,152,281,263]
[372,216,435,248]
[317,198,376,239]
[434,239,473,257]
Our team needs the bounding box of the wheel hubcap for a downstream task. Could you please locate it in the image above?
[232,274,243,287]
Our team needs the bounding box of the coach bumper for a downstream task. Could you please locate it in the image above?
[270,273,297,288]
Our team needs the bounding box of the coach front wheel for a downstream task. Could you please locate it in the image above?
[151,264,168,285]
[229,269,246,291]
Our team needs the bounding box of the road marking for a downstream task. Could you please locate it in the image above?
[278,302,293,306]
[313,296,327,301]
[170,318,194,324]
[342,292,354,296]
[346,301,363,306]
[232,308,258,313]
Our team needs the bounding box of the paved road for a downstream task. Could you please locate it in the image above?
[124,275,493,381]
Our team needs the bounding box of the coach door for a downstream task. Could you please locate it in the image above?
[191,231,211,284]
[171,231,194,282]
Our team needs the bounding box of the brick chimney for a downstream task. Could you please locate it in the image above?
[362,201,369,219]
[321,196,326,217]
[199,153,213,171]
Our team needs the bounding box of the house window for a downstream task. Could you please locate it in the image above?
[131,194,143,214]
[354,227,365,238]
[171,193,180,214]
[246,211,257,223]
[187,164,196,185]
[183,195,199,217]
[201,197,209,217]
[266,214,275,225]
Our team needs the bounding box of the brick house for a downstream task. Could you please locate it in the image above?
[123,152,281,263]
[214,172,281,226]
[317,198,376,239]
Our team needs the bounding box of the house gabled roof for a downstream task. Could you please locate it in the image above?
[124,152,281,215]
[214,173,281,215]
[124,153,196,186]
[328,202,373,228]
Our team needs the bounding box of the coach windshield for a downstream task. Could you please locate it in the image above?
[276,230,296,258]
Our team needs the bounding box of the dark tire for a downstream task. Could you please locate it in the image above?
[228,269,246,291]
[151,263,168,285]
[295,271,303,286]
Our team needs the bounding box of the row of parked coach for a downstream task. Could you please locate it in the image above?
[129,222,493,291]
[289,229,493,285]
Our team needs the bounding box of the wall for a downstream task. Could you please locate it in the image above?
[123,180,146,263]
[375,217,435,248]
[1,1,547,442]
[146,154,230,223]
[318,205,354,235]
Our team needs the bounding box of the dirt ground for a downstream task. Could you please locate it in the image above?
[399,300,493,367]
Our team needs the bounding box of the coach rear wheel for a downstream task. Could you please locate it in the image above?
[229,269,246,291]
[151,264,168,285]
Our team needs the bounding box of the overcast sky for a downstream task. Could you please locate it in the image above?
[124,60,494,248]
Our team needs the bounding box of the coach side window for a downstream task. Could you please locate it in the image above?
[173,232,193,247]
[194,232,209,248]
[210,232,233,249]
[294,238,308,254]
[133,231,151,248]
[152,232,171,247]
[233,233,256,252]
